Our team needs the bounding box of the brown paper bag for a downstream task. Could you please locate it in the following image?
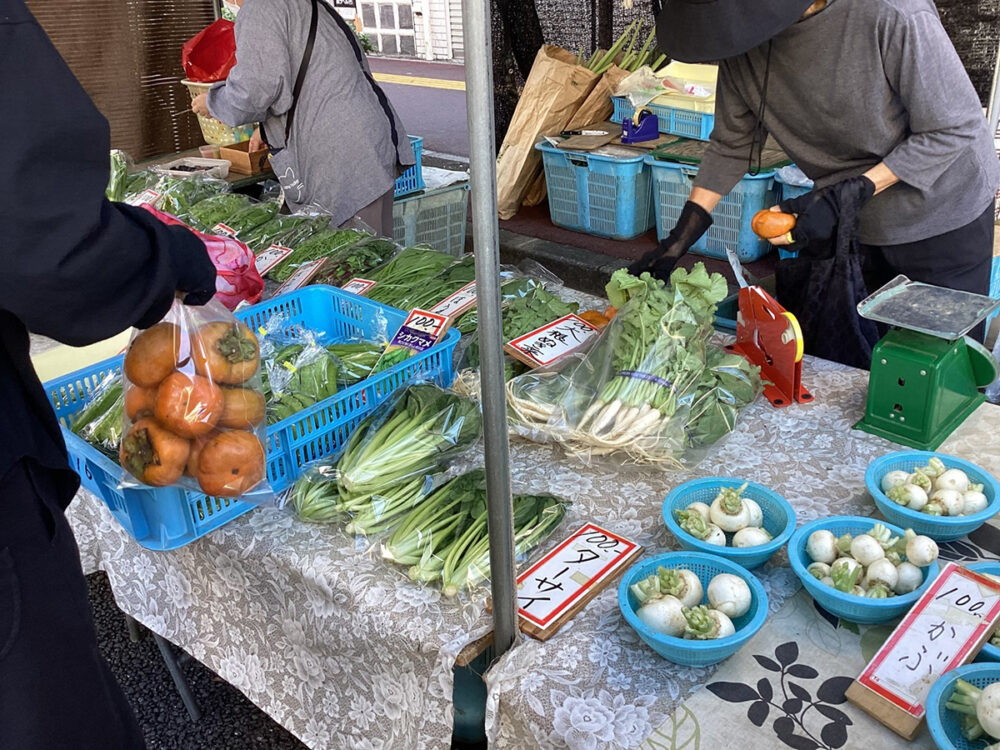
[496,46,598,220]
[520,65,630,209]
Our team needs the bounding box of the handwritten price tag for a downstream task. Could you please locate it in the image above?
[505,314,600,368]
[430,281,478,320]
[126,189,160,207]
[255,244,294,275]
[341,278,378,296]
[515,523,641,639]
[847,562,1000,738]
[274,258,328,297]
[212,222,237,237]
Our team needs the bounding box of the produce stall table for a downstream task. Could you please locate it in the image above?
[481,357,1000,750]
[136,148,272,192]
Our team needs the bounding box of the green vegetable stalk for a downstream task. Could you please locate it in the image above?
[187,193,253,231]
[269,229,369,281]
[106,150,129,202]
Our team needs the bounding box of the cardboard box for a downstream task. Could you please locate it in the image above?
[219,141,272,175]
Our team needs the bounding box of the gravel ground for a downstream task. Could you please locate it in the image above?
[88,572,307,750]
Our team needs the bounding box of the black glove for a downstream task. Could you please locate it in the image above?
[778,176,875,254]
[167,225,217,306]
[627,201,712,279]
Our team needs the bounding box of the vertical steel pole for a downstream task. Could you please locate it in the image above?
[461,0,518,656]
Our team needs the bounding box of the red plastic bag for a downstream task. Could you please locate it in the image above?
[182,20,237,83]
[141,205,265,310]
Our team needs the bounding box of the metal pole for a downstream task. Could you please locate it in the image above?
[461,0,518,657]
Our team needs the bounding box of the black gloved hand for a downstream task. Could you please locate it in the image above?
[627,201,712,280]
[778,176,875,253]
[167,226,218,306]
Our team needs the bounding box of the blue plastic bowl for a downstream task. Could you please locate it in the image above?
[866,451,1000,542]
[618,551,769,667]
[969,562,1000,663]
[927,663,1000,749]
[788,516,939,624]
[663,478,797,570]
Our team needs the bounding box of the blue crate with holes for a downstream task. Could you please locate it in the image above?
[394,136,425,198]
[536,141,654,240]
[646,156,778,262]
[611,97,715,141]
[45,285,458,551]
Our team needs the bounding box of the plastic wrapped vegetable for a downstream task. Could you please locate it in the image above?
[265,341,340,424]
[70,375,125,456]
[214,199,280,239]
[326,341,384,386]
[267,229,369,281]
[120,299,270,500]
[187,193,253,231]
[122,170,159,202]
[364,246,456,306]
[106,150,130,202]
[240,214,327,253]
[151,175,229,219]
[311,236,399,288]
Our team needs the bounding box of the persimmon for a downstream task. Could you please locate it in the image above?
[185,430,218,478]
[120,417,190,487]
[124,323,184,388]
[125,384,158,420]
[751,210,797,240]
[155,371,223,438]
[218,387,266,429]
[196,430,266,497]
[578,310,610,330]
[191,321,260,384]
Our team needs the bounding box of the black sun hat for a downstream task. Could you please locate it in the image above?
[655,0,817,63]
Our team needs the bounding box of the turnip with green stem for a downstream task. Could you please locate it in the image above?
[685,501,711,523]
[707,573,752,618]
[923,499,945,516]
[903,529,939,567]
[656,567,703,608]
[683,605,735,640]
[865,558,899,591]
[931,489,964,516]
[636,594,686,637]
[866,583,894,598]
[881,470,911,493]
[894,562,923,594]
[921,457,947,478]
[806,529,837,564]
[850,534,885,567]
[744,498,763,528]
[836,533,854,558]
[808,562,831,580]
[820,576,835,587]
[946,679,1000,742]
[908,470,933,493]
[674,509,726,546]
[709,482,753,533]
[831,557,863,592]
[888,483,928,511]
[963,489,989,514]
[733,526,772,547]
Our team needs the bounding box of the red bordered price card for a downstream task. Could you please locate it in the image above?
[126,189,160,207]
[515,523,642,640]
[341,278,378,296]
[255,244,294,276]
[847,562,1000,738]
[430,281,478,321]
[212,222,237,237]
[505,314,600,369]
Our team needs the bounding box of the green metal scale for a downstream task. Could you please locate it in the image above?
[855,276,1000,450]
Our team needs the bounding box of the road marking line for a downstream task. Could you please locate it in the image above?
[422,148,470,164]
[373,72,466,91]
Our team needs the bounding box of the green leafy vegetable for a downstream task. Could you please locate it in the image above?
[106,151,129,202]
[216,200,280,238]
[311,236,399,288]
[187,193,253,231]
[269,229,370,282]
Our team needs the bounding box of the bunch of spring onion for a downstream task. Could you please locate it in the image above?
[882,457,990,517]
[577,21,666,74]
[674,484,773,548]
[381,469,567,596]
[804,523,939,598]
[947,679,1000,745]
[630,567,752,639]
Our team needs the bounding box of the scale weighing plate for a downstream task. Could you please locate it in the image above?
[855,276,1000,450]
[857,275,1000,340]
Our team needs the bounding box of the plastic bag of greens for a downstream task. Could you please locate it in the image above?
[265,338,340,424]
[187,193,253,232]
[106,150,132,202]
[311,236,400,288]
[119,297,271,503]
[240,213,327,254]
[362,245,456,307]
[268,228,371,282]
[149,175,230,220]
[212,197,281,240]
[122,170,161,204]
[326,340,385,386]
[288,383,482,527]
[70,374,125,457]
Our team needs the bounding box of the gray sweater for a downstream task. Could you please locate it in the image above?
[208,0,414,225]
[694,0,1000,246]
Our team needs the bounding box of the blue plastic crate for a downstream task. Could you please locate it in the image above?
[611,96,715,141]
[988,252,1000,330]
[536,141,654,240]
[393,182,470,256]
[774,170,814,260]
[45,286,458,551]
[394,136,425,198]
[646,157,778,262]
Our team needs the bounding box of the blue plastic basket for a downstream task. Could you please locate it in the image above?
[536,141,654,240]
[662,478,797,570]
[45,285,458,551]
[865,451,1000,542]
[773,170,813,260]
[645,157,778,262]
[926,663,1000,750]
[968,562,1000,663]
[611,97,715,141]
[393,182,470,257]
[618,552,768,667]
[394,135,425,198]
[789,516,939,624]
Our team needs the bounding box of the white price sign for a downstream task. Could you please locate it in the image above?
[341,278,378,296]
[859,563,1000,717]
[274,258,328,296]
[126,189,160,207]
[255,244,294,275]
[505,314,600,368]
[430,281,478,320]
[212,222,237,237]
[516,523,640,632]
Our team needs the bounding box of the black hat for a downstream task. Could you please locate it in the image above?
[655,0,817,63]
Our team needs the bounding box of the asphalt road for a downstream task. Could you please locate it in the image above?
[370,58,470,162]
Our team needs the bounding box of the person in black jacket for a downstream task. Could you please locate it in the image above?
[0,3,217,747]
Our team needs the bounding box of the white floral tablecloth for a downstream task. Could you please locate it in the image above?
[484,357,1000,750]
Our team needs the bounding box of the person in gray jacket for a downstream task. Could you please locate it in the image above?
[192,0,414,235]
[633,0,1000,350]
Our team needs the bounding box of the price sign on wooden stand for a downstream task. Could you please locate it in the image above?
[430,281,478,321]
[255,244,295,276]
[505,314,601,369]
[515,523,642,641]
[340,278,377,296]
[273,258,328,296]
[846,562,1000,739]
